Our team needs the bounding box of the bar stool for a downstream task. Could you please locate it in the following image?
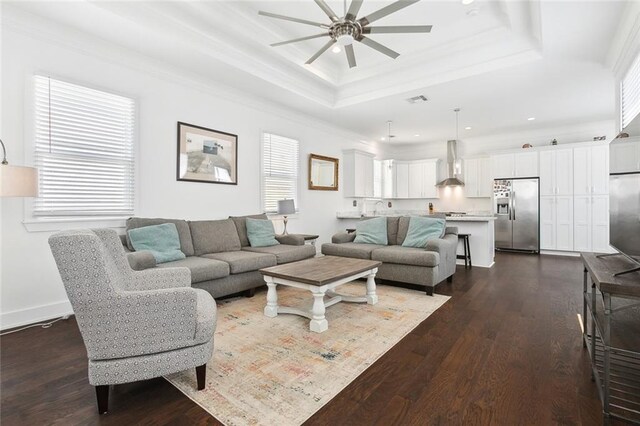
[457,233,472,268]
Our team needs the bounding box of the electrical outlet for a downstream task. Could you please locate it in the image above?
[388,202,392,208]
[353,200,357,207]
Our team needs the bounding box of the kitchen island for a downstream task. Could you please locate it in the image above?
[336,211,496,268]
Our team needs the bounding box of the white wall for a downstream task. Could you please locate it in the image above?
[0,24,380,329]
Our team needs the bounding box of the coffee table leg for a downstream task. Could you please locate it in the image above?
[264,278,278,318]
[309,291,328,333]
[366,269,378,305]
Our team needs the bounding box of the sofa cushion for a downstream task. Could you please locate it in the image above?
[203,251,276,274]
[387,217,400,245]
[402,217,446,248]
[126,217,195,256]
[230,214,269,247]
[397,216,411,246]
[127,223,186,264]
[353,217,388,245]
[371,246,440,267]
[246,218,279,247]
[321,242,387,260]
[189,219,242,255]
[156,256,230,283]
[243,244,316,264]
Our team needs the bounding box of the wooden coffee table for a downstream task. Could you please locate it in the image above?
[259,256,381,333]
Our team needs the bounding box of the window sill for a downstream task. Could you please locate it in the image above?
[23,217,128,233]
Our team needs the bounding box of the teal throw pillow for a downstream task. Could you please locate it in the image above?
[402,216,446,248]
[127,223,186,264]
[353,216,388,245]
[246,218,280,247]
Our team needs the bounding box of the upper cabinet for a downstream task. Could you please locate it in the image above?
[408,160,438,199]
[573,145,609,195]
[490,151,539,179]
[464,157,492,198]
[610,140,640,173]
[540,148,573,196]
[343,150,374,198]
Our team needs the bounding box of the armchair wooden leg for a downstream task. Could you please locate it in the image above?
[196,364,207,390]
[96,385,109,414]
[447,275,453,283]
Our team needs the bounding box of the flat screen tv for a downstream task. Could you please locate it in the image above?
[609,118,640,276]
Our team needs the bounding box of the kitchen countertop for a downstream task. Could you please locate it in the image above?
[336,211,496,221]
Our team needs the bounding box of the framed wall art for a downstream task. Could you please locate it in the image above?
[177,122,238,185]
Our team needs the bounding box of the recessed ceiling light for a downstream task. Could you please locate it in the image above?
[528,117,536,121]
[461,0,475,4]
[332,46,341,53]
[380,137,386,141]
[465,126,472,130]
[414,134,420,137]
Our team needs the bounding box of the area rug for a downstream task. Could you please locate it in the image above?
[165,283,449,426]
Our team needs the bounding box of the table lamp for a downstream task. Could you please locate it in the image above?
[277,199,296,235]
[0,138,39,197]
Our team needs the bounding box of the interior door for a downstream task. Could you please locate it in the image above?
[511,178,539,251]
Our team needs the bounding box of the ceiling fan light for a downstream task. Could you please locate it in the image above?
[336,34,354,46]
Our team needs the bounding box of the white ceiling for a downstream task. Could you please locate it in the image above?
[3,0,629,143]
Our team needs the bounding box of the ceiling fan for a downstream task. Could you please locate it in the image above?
[258,0,432,68]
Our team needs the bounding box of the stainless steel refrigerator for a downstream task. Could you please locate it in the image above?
[494,178,540,252]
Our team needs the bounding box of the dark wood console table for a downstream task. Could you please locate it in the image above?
[581,252,640,424]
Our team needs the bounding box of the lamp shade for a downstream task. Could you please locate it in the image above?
[0,165,38,197]
[277,199,296,215]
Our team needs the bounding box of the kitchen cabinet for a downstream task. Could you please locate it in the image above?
[343,150,374,198]
[408,160,438,198]
[395,161,409,198]
[574,194,610,253]
[540,148,573,196]
[381,160,394,199]
[464,157,492,198]
[540,195,573,251]
[610,139,640,173]
[490,152,539,179]
[574,145,608,196]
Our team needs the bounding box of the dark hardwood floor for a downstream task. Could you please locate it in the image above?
[1,253,615,425]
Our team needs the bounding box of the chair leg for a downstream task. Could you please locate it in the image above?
[196,364,207,390]
[464,236,469,268]
[244,288,256,298]
[96,385,109,414]
[447,275,453,283]
[467,237,472,268]
[425,286,434,296]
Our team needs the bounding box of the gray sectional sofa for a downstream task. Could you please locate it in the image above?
[321,216,458,295]
[122,214,316,299]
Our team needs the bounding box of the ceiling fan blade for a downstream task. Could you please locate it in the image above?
[358,36,399,59]
[271,33,330,47]
[363,25,432,34]
[345,0,364,21]
[314,0,339,22]
[305,39,336,64]
[345,44,357,68]
[258,11,329,28]
[358,0,420,26]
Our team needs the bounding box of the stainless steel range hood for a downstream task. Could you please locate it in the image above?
[437,139,464,187]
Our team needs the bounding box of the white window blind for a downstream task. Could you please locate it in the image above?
[622,51,640,129]
[34,76,135,217]
[262,133,299,213]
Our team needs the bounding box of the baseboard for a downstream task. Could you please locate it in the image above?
[1,300,74,331]
[540,250,581,257]
[455,259,494,268]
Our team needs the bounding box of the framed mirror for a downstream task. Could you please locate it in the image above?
[309,154,339,191]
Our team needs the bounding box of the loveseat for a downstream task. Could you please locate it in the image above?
[122,214,316,299]
[321,216,458,295]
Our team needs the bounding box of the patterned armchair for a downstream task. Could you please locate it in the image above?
[48,229,216,414]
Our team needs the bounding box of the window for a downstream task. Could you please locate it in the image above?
[622,51,640,129]
[262,133,299,213]
[33,76,135,217]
